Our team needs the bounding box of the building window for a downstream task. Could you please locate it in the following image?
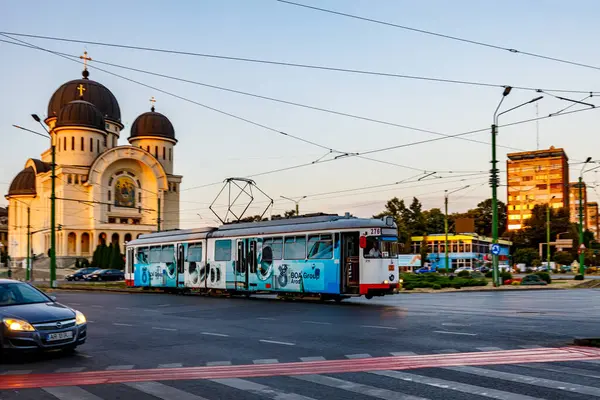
[64,137,67,151]
[163,147,166,160]
[103,136,107,147]
[108,190,111,201]
[97,139,100,153]
[75,175,79,184]
[169,148,172,161]
[71,136,75,150]
[173,183,177,193]
[139,192,142,204]
[81,137,84,151]
[90,138,93,152]
[154,146,158,158]
[146,146,150,153]
[67,174,72,184]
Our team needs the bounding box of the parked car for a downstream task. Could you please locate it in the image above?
[536,266,551,272]
[415,267,433,274]
[560,265,573,273]
[520,275,548,286]
[84,269,125,281]
[454,267,475,274]
[65,268,98,281]
[477,266,490,273]
[0,279,87,354]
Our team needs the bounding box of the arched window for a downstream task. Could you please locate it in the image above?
[81,137,84,151]
[124,233,132,243]
[81,233,90,254]
[71,136,75,150]
[111,233,120,253]
[98,232,107,246]
[90,137,93,152]
[67,232,77,255]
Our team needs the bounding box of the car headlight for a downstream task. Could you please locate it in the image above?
[3,318,35,332]
[75,310,87,325]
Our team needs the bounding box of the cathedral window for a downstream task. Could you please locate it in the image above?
[163,147,166,160]
[108,190,111,201]
[67,175,72,184]
[75,175,79,184]
[146,146,150,153]
[71,137,75,150]
[64,137,67,151]
[169,148,172,161]
[154,146,158,158]
[81,137,84,151]
[173,183,177,193]
[97,139,100,153]
[90,138,93,152]
[104,136,107,147]
[139,192,142,204]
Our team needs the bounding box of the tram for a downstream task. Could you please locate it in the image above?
[125,214,400,301]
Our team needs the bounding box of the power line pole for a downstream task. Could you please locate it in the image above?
[157,194,161,232]
[579,177,585,276]
[26,206,30,281]
[444,194,449,271]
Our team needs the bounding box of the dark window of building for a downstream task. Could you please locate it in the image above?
[97,139,100,153]
[67,175,72,184]
[146,146,150,153]
[71,136,75,150]
[169,148,172,161]
[163,147,166,160]
[64,137,67,151]
[154,146,158,158]
[108,217,116,224]
[81,137,84,151]
[537,184,548,190]
[108,190,111,201]
[103,136,107,147]
[90,138,93,152]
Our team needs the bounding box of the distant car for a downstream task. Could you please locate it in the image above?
[477,266,490,273]
[65,268,98,281]
[536,266,551,272]
[84,269,124,281]
[454,267,474,274]
[560,265,573,273]
[520,275,548,286]
[0,279,87,354]
[415,267,433,274]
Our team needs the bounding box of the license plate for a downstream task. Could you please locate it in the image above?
[47,331,73,341]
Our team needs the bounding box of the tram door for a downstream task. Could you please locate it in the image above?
[236,239,258,291]
[176,244,185,288]
[341,232,360,293]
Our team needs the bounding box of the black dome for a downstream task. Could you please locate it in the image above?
[129,110,176,140]
[48,78,121,124]
[55,100,106,131]
[8,167,36,197]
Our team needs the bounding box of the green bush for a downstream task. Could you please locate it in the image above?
[457,270,471,278]
[453,284,462,289]
[500,271,512,281]
[574,274,584,281]
[485,271,493,278]
[535,272,551,284]
[437,268,447,274]
[81,259,90,268]
[432,284,441,290]
[75,259,81,269]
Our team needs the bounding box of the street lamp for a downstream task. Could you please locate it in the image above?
[444,185,469,272]
[491,88,543,287]
[31,113,57,288]
[578,157,593,277]
[546,195,556,267]
[280,195,307,216]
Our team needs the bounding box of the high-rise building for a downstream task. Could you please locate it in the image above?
[587,202,599,238]
[506,146,569,231]
[570,182,588,229]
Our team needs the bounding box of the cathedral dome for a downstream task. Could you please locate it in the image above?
[55,100,106,131]
[8,167,36,197]
[47,73,121,125]
[129,109,176,141]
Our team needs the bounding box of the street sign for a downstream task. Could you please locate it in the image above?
[490,243,501,256]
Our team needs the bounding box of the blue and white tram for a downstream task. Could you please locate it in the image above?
[125,214,400,300]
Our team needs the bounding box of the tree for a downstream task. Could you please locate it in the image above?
[110,243,125,270]
[374,197,411,250]
[423,208,445,234]
[512,248,540,265]
[553,251,574,266]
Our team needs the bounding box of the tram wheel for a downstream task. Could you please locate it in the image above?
[365,294,373,300]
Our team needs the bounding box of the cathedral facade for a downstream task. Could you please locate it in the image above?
[5,67,182,265]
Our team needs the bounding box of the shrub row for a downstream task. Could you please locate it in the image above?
[402,273,487,290]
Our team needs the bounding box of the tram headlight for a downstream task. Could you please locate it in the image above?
[384,280,389,284]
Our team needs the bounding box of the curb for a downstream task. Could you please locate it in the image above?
[399,286,574,294]
[39,286,161,295]
[574,338,600,347]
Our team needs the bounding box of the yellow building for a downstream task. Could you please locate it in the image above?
[587,202,599,238]
[5,66,182,266]
[569,182,588,229]
[506,147,569,231]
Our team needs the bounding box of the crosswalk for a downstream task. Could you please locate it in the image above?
[2,360,600,399]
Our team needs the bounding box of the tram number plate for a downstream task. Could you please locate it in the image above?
[370,228,381,235]
[47,331,73,341]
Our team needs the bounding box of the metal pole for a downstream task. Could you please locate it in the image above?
[444,194,449,271]
[295,202,299,216]
[26,206,30,281]
[491,123,499,287]
[546,204,550,266]
[50,142,57,288]
[579,177,585,276]
[157,195,161,232]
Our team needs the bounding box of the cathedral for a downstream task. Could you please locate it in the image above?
[5,62,182,266]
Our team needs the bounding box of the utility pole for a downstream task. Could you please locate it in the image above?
[26,206,30,281]
[444,185,469,271]
[157,195,161,232]
[579,177,585,275]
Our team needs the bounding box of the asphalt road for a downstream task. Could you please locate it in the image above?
[1,289,600,399]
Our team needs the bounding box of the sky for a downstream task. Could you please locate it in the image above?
[1,0,600,228]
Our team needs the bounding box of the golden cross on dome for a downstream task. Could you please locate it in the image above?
[150,96,156,111]
[80,51,92,70]
[77,84,86,97]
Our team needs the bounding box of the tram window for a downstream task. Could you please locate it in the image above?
[284,236,306,260]
[215,240,232,261]
[160,245,175,263]
[149,246,162,263]
[136,247,149,264]
[187,243,202,262]
[308,234,333,259]
[263,237,283,260]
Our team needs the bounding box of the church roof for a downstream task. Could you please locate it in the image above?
[28,159,51,175]
[129,109,176,141]
[47,72,121,124]
[55,100,106,131]
[8,167,36,197]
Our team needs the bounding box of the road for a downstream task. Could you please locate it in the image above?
[1,289,600,399]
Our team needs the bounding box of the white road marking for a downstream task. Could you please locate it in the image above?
[87,320,95,323]
[91,305,103,308]
[201,332,229,337]
[345,353,372,359]
[113,323,134,327]
[477,347,503,352]
[253,359,279,364]
[361,325,398,330]
[157,363,183,368]
[442,323,470,327]
[126,381,210,400]
[372,370,541,399]
[152,327,177,331]
[105,365,135,370]
[433,330,477,336]
[257,317,277,320]
[212,378,316,399]
[75,353,93,358]
[143,309,159,312]
[518,345,543,349]
[1,370,32,375]
[294,374,427,400]
[116,307,130,310]
[43,386,103,400]
[259,339,295,346]
[390,351,417,356]
[517,363,600,378]
[206,361,232,366]
[446,366,600,397]
[302,320,332,325]
[68,303,81,305]
[157,304,171,307]
[55,367,85,373]
[300,356,327,362]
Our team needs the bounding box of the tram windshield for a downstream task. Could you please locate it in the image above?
[364,236,399,258]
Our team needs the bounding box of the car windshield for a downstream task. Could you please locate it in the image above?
[364,236,399,258]
[0,282,50,306]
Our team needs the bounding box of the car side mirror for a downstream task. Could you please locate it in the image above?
[49,295,57,302]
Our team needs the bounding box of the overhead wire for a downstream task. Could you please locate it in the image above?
[276,0,600,74]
